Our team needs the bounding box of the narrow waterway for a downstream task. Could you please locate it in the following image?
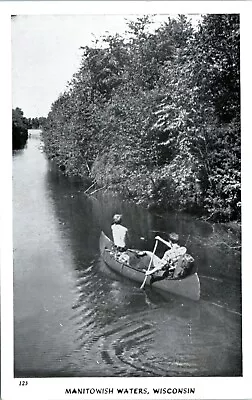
[13,130,242,377]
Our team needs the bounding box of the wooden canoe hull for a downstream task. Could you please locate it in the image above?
[100,231,200,301]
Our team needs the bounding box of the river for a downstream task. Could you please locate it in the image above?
[13,130,242,377]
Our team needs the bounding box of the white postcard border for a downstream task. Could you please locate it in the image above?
[1,2,252,399]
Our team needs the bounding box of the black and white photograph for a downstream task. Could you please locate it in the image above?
[1,1,252,399]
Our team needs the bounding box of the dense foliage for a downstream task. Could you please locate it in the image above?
[12,107,29,150]
[26,116,47,129]
[43,14,240,222]
[12,108,47,150]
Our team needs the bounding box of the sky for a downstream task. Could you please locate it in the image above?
[12,14,201,118]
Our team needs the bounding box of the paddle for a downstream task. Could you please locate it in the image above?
[154,236,172,247]
[140,239,158,290]
[185,234,190,247]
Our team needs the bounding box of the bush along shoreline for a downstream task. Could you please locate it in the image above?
[42,14,240,223]
[12,108,29,150]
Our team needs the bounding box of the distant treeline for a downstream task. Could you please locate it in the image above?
[42,14,240,222]
[12,107,46,150]
[27,116,47,129]
[12,107,28,150]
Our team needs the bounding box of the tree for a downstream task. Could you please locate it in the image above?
[42,14,240,221]
[152,14,240,219]
[12,107,28,150]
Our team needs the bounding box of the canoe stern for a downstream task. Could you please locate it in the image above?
[99,231,200,301]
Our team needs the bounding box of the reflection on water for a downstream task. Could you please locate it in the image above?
[13,133,242,377]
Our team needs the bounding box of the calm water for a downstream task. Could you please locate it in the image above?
[13,130,242,377]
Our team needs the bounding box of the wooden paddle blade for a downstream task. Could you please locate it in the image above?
[140,240,158,290]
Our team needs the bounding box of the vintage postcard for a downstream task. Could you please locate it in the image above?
[1,1,252,399]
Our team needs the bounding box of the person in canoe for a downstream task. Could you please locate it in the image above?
[145,232,188,283]
[111,214,129,252]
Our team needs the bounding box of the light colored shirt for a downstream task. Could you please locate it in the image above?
[111,224,128,248]
[162,244,186,265]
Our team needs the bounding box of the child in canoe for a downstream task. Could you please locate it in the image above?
[145,233,188,282]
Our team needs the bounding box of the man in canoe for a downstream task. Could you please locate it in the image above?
[145,232,187,282]
[111,214,129,252]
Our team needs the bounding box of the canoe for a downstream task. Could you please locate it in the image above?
[100,231,200,301]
